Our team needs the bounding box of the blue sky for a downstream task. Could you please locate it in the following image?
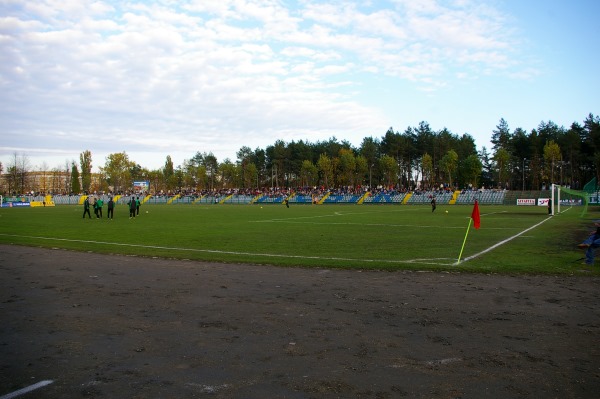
[1,0,598,173]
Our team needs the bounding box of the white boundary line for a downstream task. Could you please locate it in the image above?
[0,233,454,266]
[0,380,53,399]
[457,215,555,265]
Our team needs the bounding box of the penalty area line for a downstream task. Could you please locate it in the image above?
[0,233,453,266]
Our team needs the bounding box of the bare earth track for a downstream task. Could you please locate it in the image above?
[1,244,599,398]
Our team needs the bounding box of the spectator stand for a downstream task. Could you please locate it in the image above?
[455,190,506,205]
[323,193,362,204]
[25,189,514,207]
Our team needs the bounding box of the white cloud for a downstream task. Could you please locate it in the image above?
[0,0,534,171]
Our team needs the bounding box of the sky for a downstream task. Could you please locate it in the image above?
[1,0,599,173]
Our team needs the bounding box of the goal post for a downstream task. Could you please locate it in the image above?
[550,184,560,216]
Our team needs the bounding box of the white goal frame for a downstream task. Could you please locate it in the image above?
[550,184,561,216]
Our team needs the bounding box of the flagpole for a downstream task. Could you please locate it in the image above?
[457,218,472,264]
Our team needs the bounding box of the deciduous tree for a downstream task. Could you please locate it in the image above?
[379,155,398,187]
[317,154,333,188]
[440,149,458,188]
[543,140,562,184]
[102,152,134,193]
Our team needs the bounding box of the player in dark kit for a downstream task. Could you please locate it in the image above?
[107,197,115,219]
[82,197,91,219]
[129,196,137,219]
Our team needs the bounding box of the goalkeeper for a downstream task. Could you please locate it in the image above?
[578,221,600,265]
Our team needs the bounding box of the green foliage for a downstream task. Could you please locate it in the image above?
[492,118,511,151]
[543,140,562,184]
[218,160,238,188]
[300,160,318,186]
[0,204,595,275]
[244,162,258,188]
[337,148,356,186]
[493,148,511,187]
[354,155,368,186]
[461,154,483,187]
[317,154,333,187]
[202,153,219,190]
[379,154,398,186]
[79,150,92,193]
[70,163,80,194]
[440,149,458,186]
[101,152,133,193]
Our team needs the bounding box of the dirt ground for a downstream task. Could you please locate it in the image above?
[1,244,599,399]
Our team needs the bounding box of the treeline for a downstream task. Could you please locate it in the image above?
[2,114,599,195]
[90,122,489,194]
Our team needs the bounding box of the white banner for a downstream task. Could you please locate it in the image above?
[517,198,535,206]
[537,198,550,206]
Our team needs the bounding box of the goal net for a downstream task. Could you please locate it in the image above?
[555,185,589,217]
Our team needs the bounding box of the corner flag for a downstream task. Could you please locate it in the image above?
[471,200,480,229]
[457,200,480,264]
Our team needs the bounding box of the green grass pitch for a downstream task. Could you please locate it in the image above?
[0,203,597,275]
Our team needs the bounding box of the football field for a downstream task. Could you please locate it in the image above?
[0,203,595,274]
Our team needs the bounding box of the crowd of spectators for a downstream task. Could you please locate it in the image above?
[143,184,486,200]
[5,183,508,203]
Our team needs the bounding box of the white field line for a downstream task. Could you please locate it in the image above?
[480,211,507,216]
[0,233,454,266]
[456,214,558,265]
[0,380,53,399]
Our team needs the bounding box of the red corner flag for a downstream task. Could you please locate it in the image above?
[471,200,481,229]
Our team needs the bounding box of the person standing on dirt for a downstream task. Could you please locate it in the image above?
[129,196,137,219]
[82,197,91,219]
[107,197,115,220]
